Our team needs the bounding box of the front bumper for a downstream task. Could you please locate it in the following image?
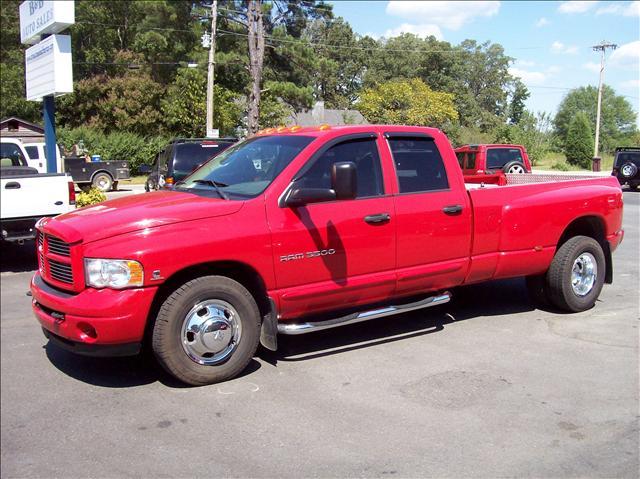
[31,273,157,355]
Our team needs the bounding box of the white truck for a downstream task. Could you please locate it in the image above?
[1,138,75,243]
[23,141,64,174]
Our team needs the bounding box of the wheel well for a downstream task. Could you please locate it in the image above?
[143,261,270,345]
[557,215,612,283]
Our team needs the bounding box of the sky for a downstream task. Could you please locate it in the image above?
[329,0,640,125]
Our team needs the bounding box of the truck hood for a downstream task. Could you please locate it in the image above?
[40,191,244,244]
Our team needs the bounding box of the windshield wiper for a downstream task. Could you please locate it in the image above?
[192,179,229,200]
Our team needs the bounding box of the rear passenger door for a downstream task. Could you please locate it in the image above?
[385,133,472,296]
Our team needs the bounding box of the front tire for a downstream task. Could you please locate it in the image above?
[546,236,605,312]
[152,276,260,386]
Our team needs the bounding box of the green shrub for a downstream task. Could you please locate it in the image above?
[76,188,107,208]
[564,112,594,169]
[57,127,170,174]
[552,160,571,171]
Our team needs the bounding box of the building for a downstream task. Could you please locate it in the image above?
[286,101,368,127]
[0,117,45,143]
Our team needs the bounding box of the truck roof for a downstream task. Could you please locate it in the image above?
[253,124,444,139]
[454,144,525,151]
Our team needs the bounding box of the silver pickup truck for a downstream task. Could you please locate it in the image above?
[1,139,75,243]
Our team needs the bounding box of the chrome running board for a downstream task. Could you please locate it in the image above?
[277,292,451,335]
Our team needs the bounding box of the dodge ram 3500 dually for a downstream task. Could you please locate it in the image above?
[31,125,624,385]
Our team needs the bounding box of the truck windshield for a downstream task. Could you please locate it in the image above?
[177,135,314,198]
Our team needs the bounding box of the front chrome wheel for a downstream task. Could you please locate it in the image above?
[181,300,242,365]
[571,252,597,297]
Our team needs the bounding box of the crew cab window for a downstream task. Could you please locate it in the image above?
[0,143,27,167]
[486,148,523,169]
[455,152,465,168]
[297,137,383,198]
[388,137,449,193]
[25,146,39,159]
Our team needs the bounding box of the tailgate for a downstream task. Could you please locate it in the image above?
[1,174,73,219]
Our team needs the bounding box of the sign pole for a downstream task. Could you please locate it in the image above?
[43,95,57,173]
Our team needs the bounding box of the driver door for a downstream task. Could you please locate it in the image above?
[267,134,396,319]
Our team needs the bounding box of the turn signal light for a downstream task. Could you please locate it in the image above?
[68,181,76,205]
[318,124,331,131]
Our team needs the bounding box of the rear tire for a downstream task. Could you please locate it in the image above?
[92,172,113,192]
[152,276,260,386]
[546,236,605,312]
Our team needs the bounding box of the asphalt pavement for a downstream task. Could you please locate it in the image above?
[1,191,638,478]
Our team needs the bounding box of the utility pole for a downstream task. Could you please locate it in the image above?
[206,0,218,138]
[592,41,617,158]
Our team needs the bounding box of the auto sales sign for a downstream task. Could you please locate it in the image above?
[20,1,74,45]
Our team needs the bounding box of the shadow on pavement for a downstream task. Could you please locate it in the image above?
[43,277,549,388]
[45,342,262,389]
[1,240,37,274]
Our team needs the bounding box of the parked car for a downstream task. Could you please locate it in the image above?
[31,125,623,385]
[142,138,238,191]
[611,146,640,190]
[455,144,532,175]
[23,142,64,173]
[63,155,130,192]
[1,138,75,243]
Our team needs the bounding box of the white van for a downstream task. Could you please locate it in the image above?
[23,142,63,173]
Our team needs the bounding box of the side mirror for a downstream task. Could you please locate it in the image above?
[332,161,357,200]
[285,188,336,207]
[138,164,151,174]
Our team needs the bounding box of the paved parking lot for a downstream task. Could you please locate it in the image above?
[1,192,638,478]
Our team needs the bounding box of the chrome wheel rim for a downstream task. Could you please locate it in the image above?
[97,177,109,190]
[571,252,597,296]
[508,164,525,174]
[181,300,241,365]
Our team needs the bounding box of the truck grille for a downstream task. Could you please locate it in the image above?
[46,235,70,256]
[48,258,74,284]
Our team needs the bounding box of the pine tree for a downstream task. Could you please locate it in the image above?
[564,112,594,169]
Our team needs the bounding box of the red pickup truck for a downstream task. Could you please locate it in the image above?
[455,144,532,175]
[31,125,624,385]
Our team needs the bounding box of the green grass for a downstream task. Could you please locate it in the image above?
[534,151,614,172]
[121,175,147,185]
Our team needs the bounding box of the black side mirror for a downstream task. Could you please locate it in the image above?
[285,188,336,207]
[332,161,357,200]
[139,164,151,174]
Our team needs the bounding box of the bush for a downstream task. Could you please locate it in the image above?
[564,112,594,169]
[76,188,107,208]
[57,127,170,174]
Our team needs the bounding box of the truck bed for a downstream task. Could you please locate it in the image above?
[462,173,623,284]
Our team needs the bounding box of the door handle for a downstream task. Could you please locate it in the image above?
[5,182,20,189]
[364,213,391,224]
[443,205,463,215]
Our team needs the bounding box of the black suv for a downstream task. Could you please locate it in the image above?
[612,147,640,191]
[143,138,237,191]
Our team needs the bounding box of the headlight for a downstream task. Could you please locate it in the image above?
[84,258,144,289]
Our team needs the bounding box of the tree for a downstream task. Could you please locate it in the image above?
[162,68,240,137]
[564,112,594,168]
[358,79,458,127]
[494,111,552,165]
[508,80,530,125]
[554,85,637,152]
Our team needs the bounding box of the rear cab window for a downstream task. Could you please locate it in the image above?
[25,146,39,159]
[387,135,449,193]
[486,148,523,169]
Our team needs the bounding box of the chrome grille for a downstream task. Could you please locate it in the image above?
[47,235,70,256]
[48,258,73,284]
